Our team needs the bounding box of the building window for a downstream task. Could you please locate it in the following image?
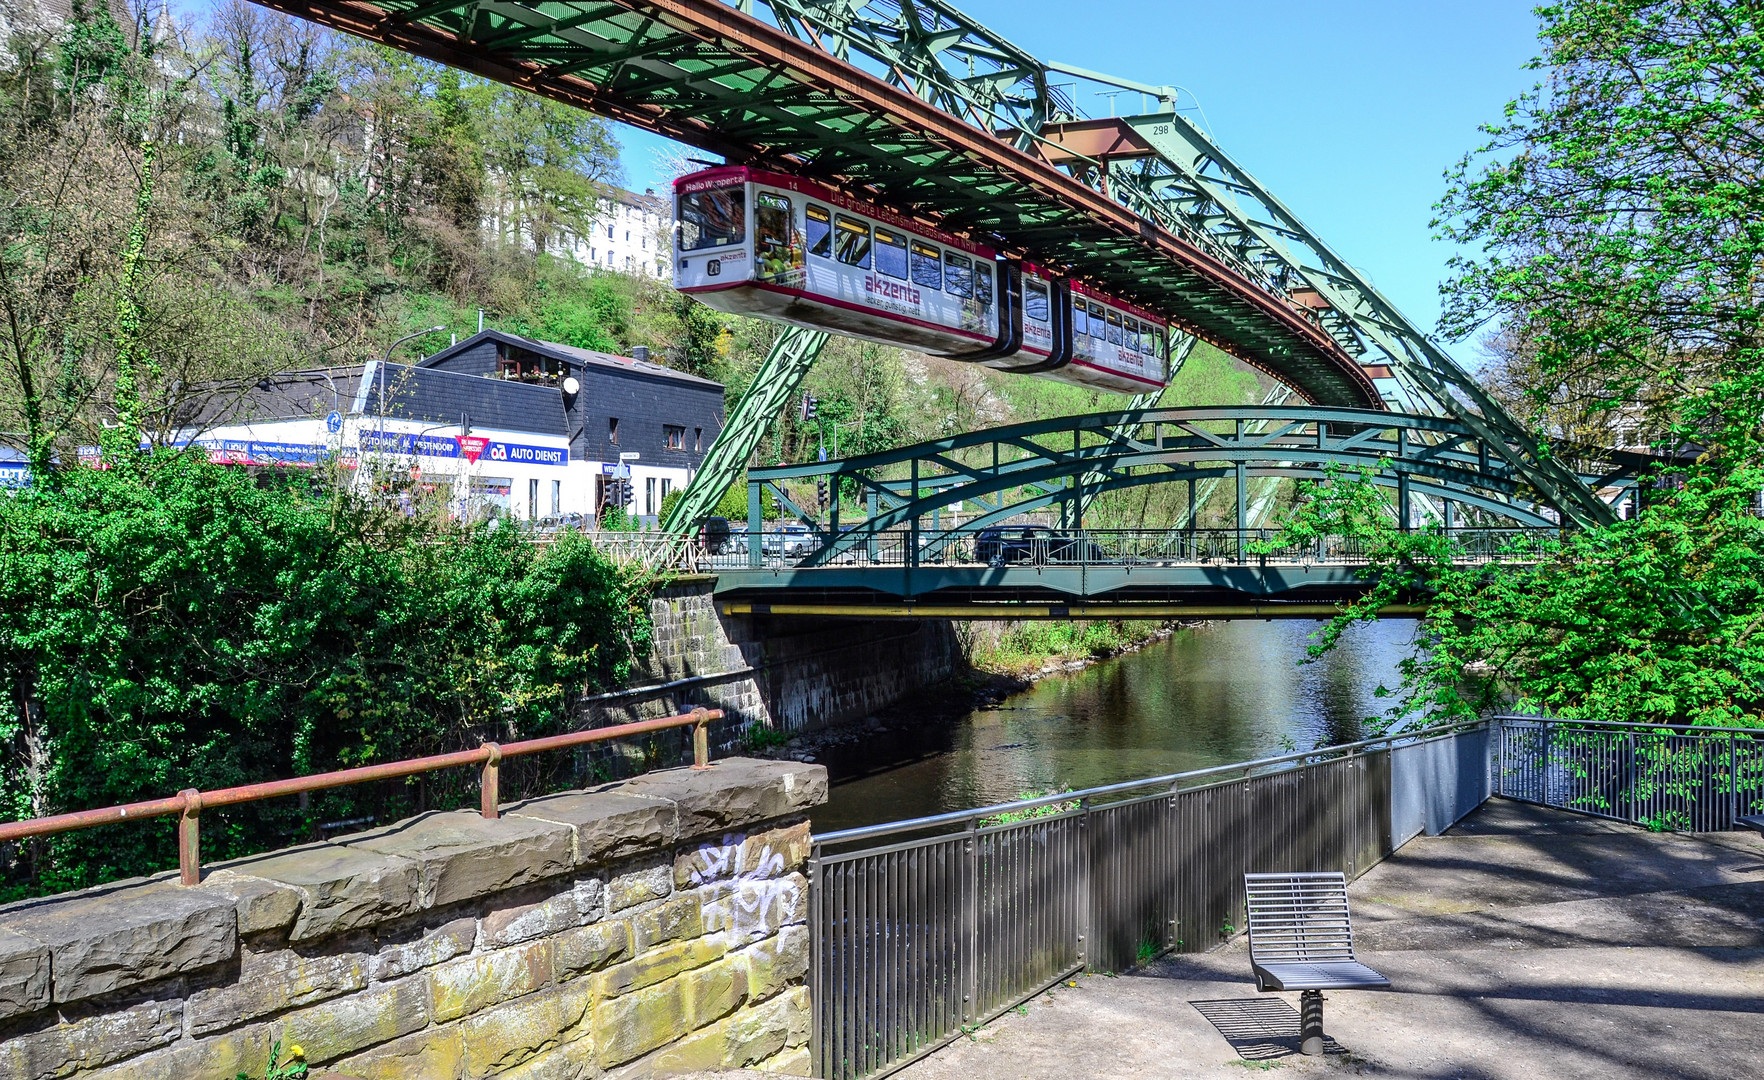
[645,476,656,515]
[664,424,686,450]
[694,428,702,453]
[608,418,619,445]
[607,224,614,239]
[661,478,671,503]
[551,479,561,516]
[528,478,539,519]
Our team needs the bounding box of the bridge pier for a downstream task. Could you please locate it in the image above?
[583,578,964,748]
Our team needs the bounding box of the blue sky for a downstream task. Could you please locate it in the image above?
[614,0,1546,342]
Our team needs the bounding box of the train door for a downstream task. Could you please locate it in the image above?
[753,190,805,288]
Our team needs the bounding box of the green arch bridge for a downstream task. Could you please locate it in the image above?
[704,406,1657,616]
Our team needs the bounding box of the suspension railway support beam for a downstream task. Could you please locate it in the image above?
[662,325,830,536]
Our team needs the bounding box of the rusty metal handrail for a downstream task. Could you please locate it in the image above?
[0,708,721,887]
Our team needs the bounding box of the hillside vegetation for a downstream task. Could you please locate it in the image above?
[0,0,1267,492]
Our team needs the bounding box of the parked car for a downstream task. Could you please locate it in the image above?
[699,516,731,555]
[974,526,1105,566]
[760,523,815,558]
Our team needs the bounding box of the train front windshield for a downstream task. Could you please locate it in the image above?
[678,186,745,251]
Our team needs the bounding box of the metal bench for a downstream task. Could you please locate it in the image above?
[1243,872,1390,1055]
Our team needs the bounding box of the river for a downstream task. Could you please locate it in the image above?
[811,618,1419,833]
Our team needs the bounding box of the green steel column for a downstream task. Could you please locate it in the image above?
[1235,458,1247,562]
[662,325,830,536]
[1077,334,1196,519]
[867,488,879,561]
[747,481,762,567]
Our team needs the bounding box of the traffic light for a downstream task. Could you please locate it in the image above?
[798,393,819,422]
[604,477,633,512]
[816,479,829,507]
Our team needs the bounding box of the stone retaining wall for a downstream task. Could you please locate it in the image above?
[0,758,827,1080]
[586,576,961,738]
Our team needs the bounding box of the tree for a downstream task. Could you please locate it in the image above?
[473,83,620,255]
[1435,0,1764,460]
[1267,0,1764,730]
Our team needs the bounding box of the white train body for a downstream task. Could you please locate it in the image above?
[672,167,1168,394]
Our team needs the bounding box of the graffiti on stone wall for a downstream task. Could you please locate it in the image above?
[690,833,805,942]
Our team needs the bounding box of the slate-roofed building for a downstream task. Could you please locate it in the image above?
[418,330,724,518]
[172,330,724,523]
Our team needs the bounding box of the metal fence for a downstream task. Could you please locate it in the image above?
[1495,716,1764,831]
[808,722,1484,1080]
[707,526,1559,572]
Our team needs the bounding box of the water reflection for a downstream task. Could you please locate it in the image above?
[813,618,1416,833]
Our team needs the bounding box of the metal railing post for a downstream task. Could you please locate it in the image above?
[691,708,713,769]
[1730,733,1739,829]
[1626,730,1636,825]
[807,845,822,1076]
[178,789,202,886]
[480,743,502,819]
[1495,717,1505,797]
[962,820,978,1025]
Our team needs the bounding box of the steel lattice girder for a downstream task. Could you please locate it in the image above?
[251,0,1378,407]
[660,325,829,534]
[1082,111,1617,527]
[746,406,1649,564]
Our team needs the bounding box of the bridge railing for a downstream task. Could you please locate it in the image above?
[1495,716,1764,832]
[0,709,723,888]
[808,719,1493,1080]
[705,526,1561,572]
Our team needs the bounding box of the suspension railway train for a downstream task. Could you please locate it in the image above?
[672,166,1169,394]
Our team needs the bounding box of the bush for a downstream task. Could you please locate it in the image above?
[0,454,652,895]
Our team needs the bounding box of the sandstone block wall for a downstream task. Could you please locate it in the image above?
[588,576,961,739]
[0,759,827,1080]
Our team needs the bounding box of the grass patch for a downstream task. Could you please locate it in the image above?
[963,619,1166,676]
[978,788,1079,827]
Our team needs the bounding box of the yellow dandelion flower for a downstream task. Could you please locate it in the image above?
[288,1044,306,1060]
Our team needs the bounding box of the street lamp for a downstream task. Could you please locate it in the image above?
[378,325,446,430]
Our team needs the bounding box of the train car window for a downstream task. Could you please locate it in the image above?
[875,228,909,279]
[945,252,974,298]
[1088,301,1106,334]
[1126,319,1141,353]
[678,186,745,251]
[911,242,942,289]
[974,262,994,313]
[1107,310,1124,345]
[1072,301,1089,338]
[1023,280,1049,322]
[834,216,872,268]
[806,204,832,258]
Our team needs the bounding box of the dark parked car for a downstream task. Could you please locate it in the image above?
[700,516,731,555]
[974,526,1105,566]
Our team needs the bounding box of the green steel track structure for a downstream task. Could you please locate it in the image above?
[253,0,1615,528]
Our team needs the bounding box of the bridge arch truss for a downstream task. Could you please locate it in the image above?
[745,407,1650,569]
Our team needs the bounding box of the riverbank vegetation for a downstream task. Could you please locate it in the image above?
[0,452,654,898]
[958,620,1169,677]
[1283,0,1764,730]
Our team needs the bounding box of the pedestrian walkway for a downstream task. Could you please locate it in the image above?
[697,798,1764,1080]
